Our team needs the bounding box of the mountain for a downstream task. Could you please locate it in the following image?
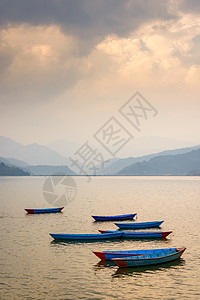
[0,136,71,166]
[99,144,200,175]
[25,165,76,176]
[0,157,76,176]
[0,136,24,156]
[0,162,30,176]
[47,139,82,158]
[116,149,200,175]
[1,136,199,176]
[0,157,29,168]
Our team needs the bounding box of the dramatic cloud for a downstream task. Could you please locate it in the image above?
[0,0,177,40]
[180,0,200,14]
[0,24,88,104]
[0,0,199,147]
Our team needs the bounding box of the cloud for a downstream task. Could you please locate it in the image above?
[186,64,200,88]
[1,10,200,109]
[85,14,200,91]
[0,24,89,104]
[0,0,200,121]
[0,0,177,41]
[179,0,200,14]
[0,0,187,106]
[0,0,178,105]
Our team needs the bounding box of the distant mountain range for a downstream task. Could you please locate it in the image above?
[0,157,29,168]
[0,157,76,176]
[0,136,76,175]
[115,136,195,158]
[0,136,70,166]
[0,136,199,176]
[24,165,76,176]
[98,144,200,175]
[117,149,200,175]
[47,139,82,158]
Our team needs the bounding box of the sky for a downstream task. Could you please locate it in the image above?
[0,0,200,157]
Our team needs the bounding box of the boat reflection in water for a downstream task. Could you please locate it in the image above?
[112,258,186,277]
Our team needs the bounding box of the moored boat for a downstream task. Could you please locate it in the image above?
[115,221,164,229]
[98,230,172,239]
[49,232,123,241]
[25,207,64,214]
[92,213,137,221]
[93,247,178,260]
[112,248,186,267]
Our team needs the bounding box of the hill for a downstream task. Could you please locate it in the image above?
[25,165,76,176]
[0,162,30,176]
[0,157,29,168]
[116,149,200,175]
[47,139,82,157]
[0,136,70,166]
[99,144,200,175]
[0,157,76,176]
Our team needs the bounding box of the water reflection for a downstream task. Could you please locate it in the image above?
[112,259,186,277]
[0,176,198,299]
[50,239,126,245]
[93,260,116,270]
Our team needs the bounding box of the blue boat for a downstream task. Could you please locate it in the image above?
[93,247,178,260]
[115,221,164,229]
[99,230,172,239]
[92,213,137,221]
[49,232,123,241]
[112,248,186,267]
[25,207,64,214]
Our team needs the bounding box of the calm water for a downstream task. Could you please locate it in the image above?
[0,176,199,299]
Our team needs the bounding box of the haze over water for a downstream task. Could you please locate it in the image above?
[0,176,199,299]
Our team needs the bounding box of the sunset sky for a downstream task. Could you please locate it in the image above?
[0,0,200,157]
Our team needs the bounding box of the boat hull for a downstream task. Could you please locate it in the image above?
[99,230,172,239]
[93,248,177,260]
[49,232,123,241]
[115,221,164,229]
[25,207,64,214]
[113,248,186,267]
[92,213,137,221]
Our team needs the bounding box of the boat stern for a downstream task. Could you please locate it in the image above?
[176,247,186,258]
[25,209,34,214]
[162,231,172,238]
[93,251,105,260]
[112,258,127,268]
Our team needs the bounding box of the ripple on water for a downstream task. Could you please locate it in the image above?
[0,176,199,299]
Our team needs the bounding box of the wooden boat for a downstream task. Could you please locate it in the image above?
[112,248,186,267]
[93,247,178,260]
[92,213,137,221]
[98,230,172,239]
[115,221,164,229]
[49,232,123,241]
[25,207,64,214]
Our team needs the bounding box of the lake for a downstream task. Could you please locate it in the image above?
[0,176,199,299]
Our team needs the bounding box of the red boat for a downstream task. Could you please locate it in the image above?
[25,207,64,214]
[112,248,186,267]
[99,230,172,239]
[93,247,179,260]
